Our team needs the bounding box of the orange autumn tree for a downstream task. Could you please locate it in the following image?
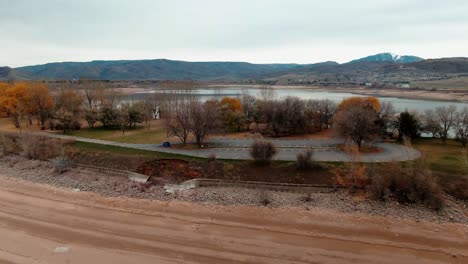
[220,97,242,112]
[0,82,31,128]
[0,82,55,129]
[220,97,245,132]
[334,96,382,149]
[53,88,83,133]
[0,82,8,117]
[338,96,381,112]
[27,82,55,129]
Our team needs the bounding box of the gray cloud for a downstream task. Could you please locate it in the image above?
[1,0,467,66]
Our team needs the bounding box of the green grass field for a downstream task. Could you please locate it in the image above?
[70,135,468,176]
[69,126,169,144]
[71,141,201,160]
[412,138,467,175]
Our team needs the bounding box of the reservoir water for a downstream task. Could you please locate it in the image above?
[128,87,467,113]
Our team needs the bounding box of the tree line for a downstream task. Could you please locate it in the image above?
[0,81,158,134]
[1,81,467,148]
[167,91,468,148]
[165,94,340,146]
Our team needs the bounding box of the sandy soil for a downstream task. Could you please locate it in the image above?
[0,175,467,264]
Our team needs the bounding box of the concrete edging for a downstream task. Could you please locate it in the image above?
[164,178,342,194]
[73,163,149,183]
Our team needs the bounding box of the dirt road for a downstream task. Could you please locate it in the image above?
[0,176,466,264]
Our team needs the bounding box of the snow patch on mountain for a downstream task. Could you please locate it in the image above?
[349,53,423,64]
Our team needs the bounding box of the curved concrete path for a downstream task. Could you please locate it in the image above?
[46,133,421,162]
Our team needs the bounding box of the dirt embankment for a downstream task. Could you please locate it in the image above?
[0,174,467,264]
[1,155,467,223]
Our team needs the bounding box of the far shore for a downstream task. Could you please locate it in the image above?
[114,84,468,103]
[208,84,468,103]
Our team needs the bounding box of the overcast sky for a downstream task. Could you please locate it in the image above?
[1,0,468,67]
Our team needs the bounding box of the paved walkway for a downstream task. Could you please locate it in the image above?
[46,133,421,162]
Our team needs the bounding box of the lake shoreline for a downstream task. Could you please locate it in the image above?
[207,84,468,103]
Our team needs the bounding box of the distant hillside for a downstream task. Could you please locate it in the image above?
[0,67,32,81]
[391,58,468,73]
[1,54,468,86]
[349,53,423,64]
[268,58,468,85]
[0,67,14,80]
[11,60,305,81]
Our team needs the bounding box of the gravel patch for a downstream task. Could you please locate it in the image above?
[1,155,467,224]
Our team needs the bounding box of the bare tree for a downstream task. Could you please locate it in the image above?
[190,100,219,147]
[116,105,128,135]
[304,100,321,132]
[262,100,287,137]
[257,85,276,102]
[283,97,305,134]
[334,105,380,149]
[82,80,106,110]
[318,99,337,129]
[84,108,99,128]
[100,88,122,109]
[166,101,192,144]
[376,101,395,137]
[240,94,257,130]
[454,107,468,147]
[134,98,155,130]
[303,99,337,132]
[158,81,197,118]
[424,105,457,143]
[81,81,101,128]
[423,110,439,139]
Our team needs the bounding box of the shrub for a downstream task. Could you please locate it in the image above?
[208,153,217,162]
[250,141,277,165]
[136,181,153,192]
[52,156,73,174]
[368,161,445,210]
[20,134,62,160]
[206,154,218,178]
[443,178,468,200]
[73,120,82,130]
[296,149,314,170]
[259,190,271,206]
[0,133,19,156]
[301,193,313,202]
[367,172,392,201]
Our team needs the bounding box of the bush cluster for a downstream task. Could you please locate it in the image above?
[250,141,277,165]
[296,150,315,170]
[0,133,64,160]
[51,156,74,174]
[368,162,444,210]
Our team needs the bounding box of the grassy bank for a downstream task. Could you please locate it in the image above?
[412,138,467,176]
[69,126,169,144]
[70,141,199,160]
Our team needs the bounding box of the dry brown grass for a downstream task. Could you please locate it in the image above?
[368,160,445,210]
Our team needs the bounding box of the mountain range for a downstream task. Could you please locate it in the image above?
[1,53,468,85]
[349,53,423,64]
